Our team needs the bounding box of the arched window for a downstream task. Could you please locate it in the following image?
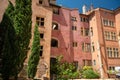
[51,39,58,47]
[52,22,59,30]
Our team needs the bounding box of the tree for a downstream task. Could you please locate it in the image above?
[0,0,32,79]
[14,0,32,71]
[81,66,100,79]
[27,24,40,78]
[0,2,18,79]
[50,55,79,80]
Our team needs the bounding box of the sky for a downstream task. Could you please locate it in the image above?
[56,0,120,13]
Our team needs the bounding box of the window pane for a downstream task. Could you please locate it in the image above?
[51,39,58,47]
[40,33,44,39]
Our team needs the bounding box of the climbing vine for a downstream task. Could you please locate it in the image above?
[27,24,40,78]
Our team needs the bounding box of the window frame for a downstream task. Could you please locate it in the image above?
[51,38,59,47]
[36,17,45,27]
[73,42,78,47]
[52,22,59,30]
[40,46,43,56]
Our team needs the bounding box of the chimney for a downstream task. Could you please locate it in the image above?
[82,5,87,14]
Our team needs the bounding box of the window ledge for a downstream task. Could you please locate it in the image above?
[105,40,117,42]
[39,26,45,28]
[104,25,114,28]
[40,39,45,41]
[108,57,120,59]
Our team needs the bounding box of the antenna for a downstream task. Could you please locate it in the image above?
[90,3,94,11]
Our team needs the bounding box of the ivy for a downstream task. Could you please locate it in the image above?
[27,24,40,78]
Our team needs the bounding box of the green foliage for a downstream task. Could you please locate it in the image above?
[14,0,32,68]
[81,66,100,79]
[0,0,32,79]
[27,24,40,78]
[0,2,18,79]
[82,69,99,79]
[51,55,79,80]
[82,66,92,71]
[107,70,117,74]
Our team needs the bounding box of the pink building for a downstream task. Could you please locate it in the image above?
[50,2,120,78]
[51,4,92,68]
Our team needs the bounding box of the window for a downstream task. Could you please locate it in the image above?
[80,17,88,22]
[82,43,84,51]
[109,66,115,71]
[73,61,78,69]
[112,32,116,40]
[39,0,43,4]
[93,60,96,65]
[80,17,83,22]
[52,22,58,30]
[36,17,44,27]
[92,42,95,52]
[104,31,116,41]
[84,28,89,36]
[103,19,108,26]
[82,43,91,52]
[109,21,114,27]
[73,42,77,47]
[71,17,77,21]
[51,39,58,47]
[83,18,86,22]
[90,27,93,36]
[107,47,119,58]
[109,21,112,26]
[111,32,114,40]
[107,47,112,57]
[40,33,44,39]
[72,26,77,31]
[113,48,119,58]
[111,21,114,27]
[104,31,107,40]
[103,19,114,27]
[53,8,59,15]
[83,60,92,66]
[81,27,83,36]
[81,27,89,36]
[108,32,110,40]
[40,46,43,56]
[86,18,89,22]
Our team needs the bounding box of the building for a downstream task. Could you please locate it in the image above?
[86,8,120,78]
[50,2,120,78]
[0,0,120,79]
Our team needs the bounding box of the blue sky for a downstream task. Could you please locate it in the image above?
[56,0,120,13]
